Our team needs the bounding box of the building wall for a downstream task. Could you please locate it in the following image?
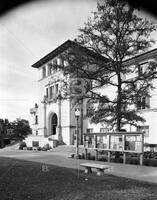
[30,48,157,146]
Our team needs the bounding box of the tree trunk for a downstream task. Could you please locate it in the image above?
[116,73,122,131]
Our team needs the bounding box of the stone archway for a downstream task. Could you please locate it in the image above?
[48,112,58,136]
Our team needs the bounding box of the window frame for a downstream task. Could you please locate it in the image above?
[42,66,46,78]
[137,125,149,137]
[86,100,95,116]
[86,128,93,133]
[137,96,150,110]
[49,85,55,99]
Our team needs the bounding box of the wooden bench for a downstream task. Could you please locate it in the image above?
[80,163,111,176]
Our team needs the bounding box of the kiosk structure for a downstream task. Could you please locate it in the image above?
[83,131,144,165]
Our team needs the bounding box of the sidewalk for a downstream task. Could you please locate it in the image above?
[0,149,157,184]
[38,152,157,184]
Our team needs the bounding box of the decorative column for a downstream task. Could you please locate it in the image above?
[41,95,48,137]
[58,93,62,141]
[122,135,126,164]
[107,135,111,162]
[94,135,98,160]
[140,133,144,166]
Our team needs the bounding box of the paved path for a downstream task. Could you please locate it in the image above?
[0,149,157,184]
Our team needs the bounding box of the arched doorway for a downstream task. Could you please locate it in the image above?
[48,112,58,136]
[51,113,58,135]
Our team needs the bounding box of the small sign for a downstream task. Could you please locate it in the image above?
[69,78,88,97]
[42,165,49,172]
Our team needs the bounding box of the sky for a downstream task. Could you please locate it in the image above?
[0,0,157,123]
[0,0,97,122]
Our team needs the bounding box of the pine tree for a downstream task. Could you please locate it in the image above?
[63,0,157,131]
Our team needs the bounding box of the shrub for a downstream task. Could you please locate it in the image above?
[81,153,85,159]
[42,143,52,151]
[98,157,103,161]
[91,155,95,160]
[38,147,42,151]
[19,141,27,150]
[102,156,107,162]
[127,158,139,165]
[78,154,82,159]
[87,153,91,160]
[41,147,47,151]
[144,159,157,167]
[27,147,32,150]
[144,151,157,159]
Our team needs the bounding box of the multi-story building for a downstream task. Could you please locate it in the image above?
[25,40,157,148]
[123,48,157,144]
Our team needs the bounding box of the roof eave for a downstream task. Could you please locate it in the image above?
[31,40,109,68]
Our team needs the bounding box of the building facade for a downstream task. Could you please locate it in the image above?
[25,40,157,148]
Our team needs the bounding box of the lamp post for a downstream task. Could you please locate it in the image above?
[75,108,80,158]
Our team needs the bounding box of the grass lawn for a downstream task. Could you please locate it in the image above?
[0,157,157,200]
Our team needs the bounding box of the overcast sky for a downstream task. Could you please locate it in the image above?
[0,0,97,122]
[0,0,157,123]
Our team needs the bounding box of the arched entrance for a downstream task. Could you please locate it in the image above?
[51,113,57,135]
[48,112,58,136]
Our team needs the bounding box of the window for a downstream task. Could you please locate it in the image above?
[86,128,93,133]
[53,59,57,65]
[42,66,46,78]
[32,141,39,147]
[88,80,93,90]
[137,62,148,76]
[137,96,150,110]
[56,84,59,95]
[57,58,61,65]
[137,126,149,137]
[100,128,108,133]
[50,85,55,99]
[92,80,102,88]
[46,88,49,98]
[86,100,94,116]
[35,115,38,124]
[60,58,64,66]
[48,63,53,75]
[52,59,58,71]
[99,128,108,141]
[64,60,68,67]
